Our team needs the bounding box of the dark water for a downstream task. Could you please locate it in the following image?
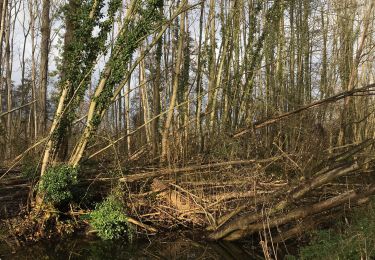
[0,235,265,259]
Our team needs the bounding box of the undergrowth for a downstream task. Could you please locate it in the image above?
[21,157,39,179]
[38,165,78,205]
[89,195,130,240]
[299,198,375,259]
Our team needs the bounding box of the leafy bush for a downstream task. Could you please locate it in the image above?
[89,196,128,240]
[38,165,78,205]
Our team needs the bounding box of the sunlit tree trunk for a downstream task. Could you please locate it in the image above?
[160,2,186,163]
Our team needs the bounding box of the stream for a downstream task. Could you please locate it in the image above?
[0,234,266,259]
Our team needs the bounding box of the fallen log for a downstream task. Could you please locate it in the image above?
[207,161,360,237]
[272,195,372,243]
[219,184,375,241]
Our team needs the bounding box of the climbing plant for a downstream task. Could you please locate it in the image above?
[91,0,164,129]
[50,0,122,161]
[38,164,78,205]
[68,0,165,167]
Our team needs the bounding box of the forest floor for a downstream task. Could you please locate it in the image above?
[0,143,375,259]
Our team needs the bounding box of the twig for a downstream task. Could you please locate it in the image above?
[127,217,157,233]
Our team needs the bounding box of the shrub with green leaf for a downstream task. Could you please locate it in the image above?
[38,165,78,205]
[89,196,128,240]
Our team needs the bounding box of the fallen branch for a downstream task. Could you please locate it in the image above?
[233,83,375,138]
[119,157,281,182]
[0,100,36,118]
[208,161,360,240]
[221,184,375,241]
[127,217,157,233]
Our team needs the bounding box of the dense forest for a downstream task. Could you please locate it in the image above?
[0,0,375,258]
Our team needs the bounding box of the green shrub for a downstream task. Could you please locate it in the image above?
[89,196,128,240]
[38,165,78,205]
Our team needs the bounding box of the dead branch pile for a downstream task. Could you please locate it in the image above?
[120,138,375,241]
[1,139,374,243]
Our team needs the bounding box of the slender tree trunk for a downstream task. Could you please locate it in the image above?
[195,1,204,152]
[29,0,38,143]
[0,0,8,115]
[126,61,132,156]
[151,3,163,158]
[21,0,30,141]
[205,0,216,143]
[5,1,11,158]
[39,0,51,135]
[139,54,151,144]
[160,3,186,163]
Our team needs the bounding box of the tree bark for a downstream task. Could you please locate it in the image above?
[39,0,51,135]
[160,2,186,163]
[151,3,163,158]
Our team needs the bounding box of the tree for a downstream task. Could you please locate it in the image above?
[160,0,186,163]
[38,0,50,134]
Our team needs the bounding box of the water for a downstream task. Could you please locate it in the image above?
[0,235,263,259]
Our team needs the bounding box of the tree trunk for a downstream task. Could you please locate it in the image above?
[39,0,50,135]
[160,2,186,163]
[151,3,163,159]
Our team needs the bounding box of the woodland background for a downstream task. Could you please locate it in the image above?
[0,0,375,257]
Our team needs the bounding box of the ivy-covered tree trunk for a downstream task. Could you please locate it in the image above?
[38,0,123,206]
[151,2,164,159]
[55,0,78,162]
[69,0,165,166]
